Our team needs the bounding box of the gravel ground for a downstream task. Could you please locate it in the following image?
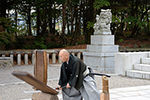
[0,64,150,100]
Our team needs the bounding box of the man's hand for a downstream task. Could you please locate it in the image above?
[66,83,71,88]
[59,85,62,90]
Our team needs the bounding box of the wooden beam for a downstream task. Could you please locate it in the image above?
[32,92,58,100]
[12,71,58,95]
[34,50,47,85]
[44,51,48,84]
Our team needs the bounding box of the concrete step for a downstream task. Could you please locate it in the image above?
[126,70,150,79]
[134,64,150,72]
[141,58,150,64]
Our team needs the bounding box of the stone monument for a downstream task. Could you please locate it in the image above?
[83,9,118,72]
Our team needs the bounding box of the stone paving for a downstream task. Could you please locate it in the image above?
[109,85,150,100]
[0,64,150,100]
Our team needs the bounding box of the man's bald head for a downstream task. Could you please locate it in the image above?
[59,49,69,62]
[59,49,69,55]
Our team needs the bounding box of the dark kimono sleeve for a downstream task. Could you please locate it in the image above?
[68,61,80,87]
[58,65,63,85]
[58,64,68,87]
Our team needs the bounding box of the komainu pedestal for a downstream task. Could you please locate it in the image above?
[83,9,118,72]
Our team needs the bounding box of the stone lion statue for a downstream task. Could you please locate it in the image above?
[93,9,112,35]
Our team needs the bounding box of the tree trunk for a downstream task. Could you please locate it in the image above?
[36,7,40,36]
[53,11,56,35]
[83,0,88,44]
[53,3,56,35]
[67,17,70,35]
[61,2,67,45]
[130,0,139,37]
[78,2,82,36]
[71,7,74,34]
[86,0,94,44]
[0,1,6,17]
[74,4,78,44]
[14,9,18,37]
[28,4,32,36]
[48,2,52,34]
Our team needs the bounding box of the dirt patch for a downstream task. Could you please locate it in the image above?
[115,38,150,48]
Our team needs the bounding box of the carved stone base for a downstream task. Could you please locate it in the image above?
[83,52,115,72]
[32,92,59,100]
[83,34,118,72]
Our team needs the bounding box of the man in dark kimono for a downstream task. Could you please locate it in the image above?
[58,49,100,100]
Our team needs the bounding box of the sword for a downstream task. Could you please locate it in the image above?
[55,86,66,90]
[85,73,111,78]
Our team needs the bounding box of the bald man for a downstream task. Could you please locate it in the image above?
[58,49,100,100]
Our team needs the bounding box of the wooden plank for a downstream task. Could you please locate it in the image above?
[12,71,58,95]
[43,51,47,84]
[33,50,37,90]
[36,51,44,82]
[32,92,59,100]
[34,50,47,84]
[34,50,37,78]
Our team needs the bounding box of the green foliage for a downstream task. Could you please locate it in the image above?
[124,31,132,38]
[33,37,47,49]
[87,21,95,30]
[47,42,61,49]
[133,44,138,48]
[140,44,150,48]
[55,0,66,4]
[0,0,150,50]
[14,37,26,49]
[123,16,147,28]
[77,39,85,45]
[0,17,17,45]
[119,38,124,42]
[13,36,47,49]
[94,0,110,10]
[112,15,121,23]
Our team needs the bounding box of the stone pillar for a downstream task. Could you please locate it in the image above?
[83,9,118,72]
[32,53,35,65]
[24,54,28,65]
[47,53,49,64]
[71,52,75,56]
[2,54,5,57]
[77,52,81,59]
[17,54,21,65]
[52,53,56,63]
[10,54,13,65]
